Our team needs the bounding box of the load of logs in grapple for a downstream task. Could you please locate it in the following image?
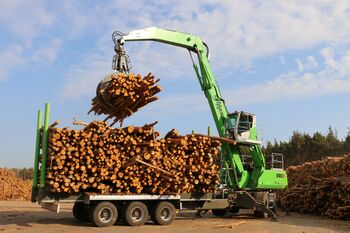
[89,73,161,126]
[279,154,350,220]
[46,121,224,195]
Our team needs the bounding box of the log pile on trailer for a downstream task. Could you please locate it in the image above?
[0,168,31,200]
[46,121,224,195]
[279,154,350,220]
[89,73,161,126]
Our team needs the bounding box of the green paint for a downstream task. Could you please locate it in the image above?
[39,103,50,188]
[256,170,288,189]
[31,110,42,202]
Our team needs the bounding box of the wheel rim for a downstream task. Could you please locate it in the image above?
[99,207,113,223]
[160,207,171,221]
[131,207,144,222]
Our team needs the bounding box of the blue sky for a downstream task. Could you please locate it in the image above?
[1,1,350,167]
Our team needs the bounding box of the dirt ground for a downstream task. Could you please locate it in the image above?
[0,201,349,233]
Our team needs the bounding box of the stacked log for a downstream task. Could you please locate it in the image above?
[279,154,350,220]
[0,168,31,200]
[89,73,161,126]
[46,121,221,195]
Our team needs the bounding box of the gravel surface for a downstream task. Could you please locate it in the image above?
[0,201,349,233]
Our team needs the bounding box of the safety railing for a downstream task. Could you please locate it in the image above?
[265,153,284,170]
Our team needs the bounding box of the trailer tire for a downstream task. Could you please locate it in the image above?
[122,201,148,226]
[229,207,240,214]
[150,201,175,225]
[211,209,227,217]
[89,201,118,227]
[72,202,89,222]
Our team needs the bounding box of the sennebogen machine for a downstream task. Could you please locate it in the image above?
[32,27,287,227]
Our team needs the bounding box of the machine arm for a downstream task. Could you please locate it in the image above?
[118,27,229,137]
[119,27,201,52]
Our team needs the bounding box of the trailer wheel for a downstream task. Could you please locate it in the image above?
[211,209,227,217]
[122,201,149,226]
[89,201,118,227]
[72,202,89,222]
[229,207,240,214]
[150,201,175,225]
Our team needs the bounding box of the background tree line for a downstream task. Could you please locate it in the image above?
[263,127,350,167]
[10,167,33,180]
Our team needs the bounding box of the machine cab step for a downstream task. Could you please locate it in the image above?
[225,111,261,145]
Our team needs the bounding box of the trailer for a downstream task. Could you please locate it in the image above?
[37,189,278,227]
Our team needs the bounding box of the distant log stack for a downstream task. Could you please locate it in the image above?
[89,73,161,126]
[279,154,350,220]
[0,168,31,201]
[46,121,221,195]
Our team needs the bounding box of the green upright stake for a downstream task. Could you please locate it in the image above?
[207,126,211,136]
[39,103,50,198]
[31,110,42,202]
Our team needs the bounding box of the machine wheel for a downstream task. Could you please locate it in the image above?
[253,210,266,218]
[269,202,277,214]
[89,201,118,227]
[122,201,149,226]
[72,202,89,222]
[150,201,176,225]
[211,209,227,217]
[268,193,277,214]
[254,192,268,218]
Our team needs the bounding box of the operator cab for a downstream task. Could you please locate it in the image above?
[225,111,261,145]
